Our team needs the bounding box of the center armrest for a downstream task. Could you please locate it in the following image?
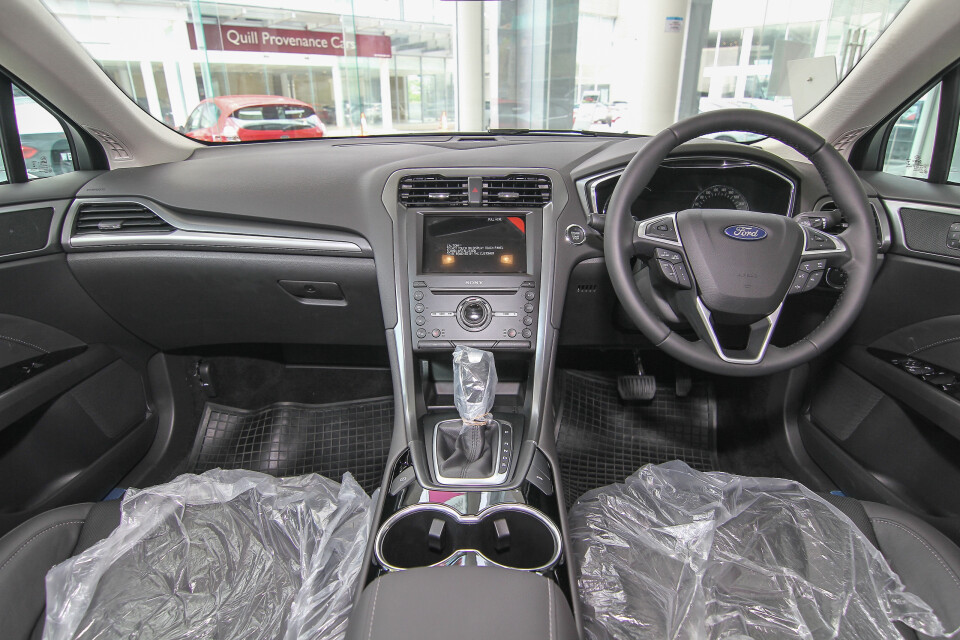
[345,567,577,640]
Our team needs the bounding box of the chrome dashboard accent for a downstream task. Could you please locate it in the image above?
[695,297,784,365]
[63,198,363,253]
[575,156,798,219]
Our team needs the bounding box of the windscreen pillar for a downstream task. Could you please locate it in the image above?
[613,0,688,133]
[456,1,484,132]
[494,0,578,130]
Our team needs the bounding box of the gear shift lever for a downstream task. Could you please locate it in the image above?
[434,346,504,481]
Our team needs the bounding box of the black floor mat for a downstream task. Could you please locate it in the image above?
[556,370,718,508]
[188,397,394,494]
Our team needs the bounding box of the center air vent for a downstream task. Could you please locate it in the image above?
[398,175,469,207]
[74,201,174,235]
[481,174,551,207]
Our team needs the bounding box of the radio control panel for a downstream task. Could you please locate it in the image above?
[410,278,538,351]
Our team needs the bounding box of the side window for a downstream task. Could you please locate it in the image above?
[874,65,960,185]
[12,87,75,180]
[882,84,941,180]
[950,125,960,184]
[0,139,6,184]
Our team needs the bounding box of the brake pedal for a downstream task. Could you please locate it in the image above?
[617,375,657,402]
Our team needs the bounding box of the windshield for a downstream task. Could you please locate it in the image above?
[43,0,908,142]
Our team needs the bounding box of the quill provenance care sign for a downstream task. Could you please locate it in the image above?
[187,23,392,58]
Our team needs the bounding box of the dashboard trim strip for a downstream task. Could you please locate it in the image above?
[63,197,363,253]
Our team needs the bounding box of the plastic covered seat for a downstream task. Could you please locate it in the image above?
[569,461,960,640]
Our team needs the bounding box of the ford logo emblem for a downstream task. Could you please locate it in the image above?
[723,225,767,241]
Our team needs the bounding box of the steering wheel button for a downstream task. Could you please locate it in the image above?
[656,248,683,263]
[790,271,809,293]
[646,218,678,241]
[674,264,692,289]
[804,270,824,291]
[658,260,679,283]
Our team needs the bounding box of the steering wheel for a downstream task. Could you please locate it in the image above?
[604,109,876,376]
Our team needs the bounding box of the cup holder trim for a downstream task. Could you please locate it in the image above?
[374,502,563,573]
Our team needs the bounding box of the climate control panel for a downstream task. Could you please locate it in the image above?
[410,280,538,351]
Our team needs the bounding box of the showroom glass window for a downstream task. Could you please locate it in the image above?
[42,0,909,140]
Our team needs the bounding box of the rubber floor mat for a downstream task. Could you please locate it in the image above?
[188,397,394,494]
[556,370,717,508]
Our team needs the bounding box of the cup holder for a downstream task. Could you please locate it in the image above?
[375,503,562,572]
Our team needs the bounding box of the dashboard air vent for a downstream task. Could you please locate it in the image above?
[819,200,883,249]
[481,174,551,207]
[74,202,174,235]
[398,175,469,207]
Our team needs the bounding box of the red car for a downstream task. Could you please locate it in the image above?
[182,95,326,142]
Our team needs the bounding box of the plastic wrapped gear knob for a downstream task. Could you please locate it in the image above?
[453,345,498,425]
[42,469,374,640]
[569,461,955,640]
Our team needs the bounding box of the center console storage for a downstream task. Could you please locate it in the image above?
[346,567,578,640]
[375,502,562,572]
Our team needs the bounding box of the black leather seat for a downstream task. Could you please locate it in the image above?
[821,495,960,639]
[0,501,121,640]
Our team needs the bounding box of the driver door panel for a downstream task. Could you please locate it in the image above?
[802,177,960,535]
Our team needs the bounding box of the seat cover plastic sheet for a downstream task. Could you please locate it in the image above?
[569,461,955,640]
[43,469,374,640]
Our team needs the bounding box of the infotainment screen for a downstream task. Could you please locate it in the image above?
[422,215,527,274]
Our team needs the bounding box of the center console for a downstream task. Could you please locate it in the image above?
[352,170,577,638]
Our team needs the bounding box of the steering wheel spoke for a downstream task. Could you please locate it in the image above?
[686,296,784,365]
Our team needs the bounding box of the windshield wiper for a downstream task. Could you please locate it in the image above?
[486,128,634,137]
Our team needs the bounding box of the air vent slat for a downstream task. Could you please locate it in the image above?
[74,202,175,235]
[398,175,469,207]
[481,174,551,207]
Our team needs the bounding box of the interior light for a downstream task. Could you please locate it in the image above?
[442,255,455,265]
[500,254,514,265]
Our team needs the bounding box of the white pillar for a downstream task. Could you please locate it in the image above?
[735,27,753,99]
[332,59,345,129]
[456,1,483,131]
[163,60,188,127]
[612,0,689,134]
[140,60,162,122]
[484,5,499,129]
[178,59,201,112]
[380,58,393,132]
